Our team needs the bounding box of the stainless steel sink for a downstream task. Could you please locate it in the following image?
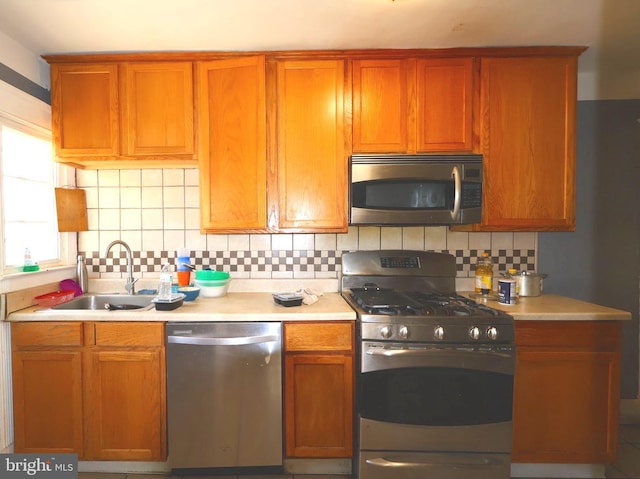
[51,294,155,311]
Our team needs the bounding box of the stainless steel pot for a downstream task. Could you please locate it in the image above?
[519,271,548,297]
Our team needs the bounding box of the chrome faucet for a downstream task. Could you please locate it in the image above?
[104,240,138,294]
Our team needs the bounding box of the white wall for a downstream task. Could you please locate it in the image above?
[0,29,49,89]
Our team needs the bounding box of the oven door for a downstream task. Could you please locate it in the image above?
[358,341,514,453]
[349,155,482,225]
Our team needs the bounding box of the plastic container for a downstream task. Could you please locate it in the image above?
[158,264,173,300]
[177,286,200,301]
[195,279,231,298]
[474,252,494,295]
[152,293,185,311]
[273,293,304,307]
[194,270,230,282]
[35,290,75,307]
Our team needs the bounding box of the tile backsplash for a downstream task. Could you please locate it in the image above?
[77,168,537,280]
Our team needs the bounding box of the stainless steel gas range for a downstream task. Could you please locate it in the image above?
[341,250,515,479]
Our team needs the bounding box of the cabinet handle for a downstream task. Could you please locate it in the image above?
[167,334,279,346]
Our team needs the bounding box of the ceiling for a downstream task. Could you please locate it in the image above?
[0,0,639,88]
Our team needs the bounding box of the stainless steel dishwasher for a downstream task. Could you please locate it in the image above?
[166,322,282,473]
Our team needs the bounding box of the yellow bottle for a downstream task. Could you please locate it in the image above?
[474,252,494,294]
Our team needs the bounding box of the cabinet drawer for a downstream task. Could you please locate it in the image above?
[515,321,621,350]
[284,322,353,352]
[92,322,164,346]
[12,322,83,347]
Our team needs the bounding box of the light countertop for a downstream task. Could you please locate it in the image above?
[7,292,357,322]
[463,292,632,321]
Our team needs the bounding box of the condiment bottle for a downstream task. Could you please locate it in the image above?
[508,268,520,297]
[474,252,494,295]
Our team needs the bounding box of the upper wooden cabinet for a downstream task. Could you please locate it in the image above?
[51,63,120,157]
[49,60,196,168]
[197,56,267,231]
[352,57,475,153]
[471,55,578,231]
[275,59,348,231]
[120,62,195,157]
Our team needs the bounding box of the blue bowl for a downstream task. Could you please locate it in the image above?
[177,286,200,302]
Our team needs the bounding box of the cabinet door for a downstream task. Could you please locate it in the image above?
[121,62,195,157]
[11,350,83,454]
[198,56,267,231]
[285,354,353,457]
[416,57,475,152]
[478,56,577,231]
[84,348,165,461]
[352,59,409,152]
[276,59,347,231]
[51,63,119,157]
[512,349,620,463]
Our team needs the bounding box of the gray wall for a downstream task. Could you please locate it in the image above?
[539,100,640,398]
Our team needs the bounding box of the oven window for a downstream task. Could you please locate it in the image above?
[359,367,513,426]
[352,180,454,210]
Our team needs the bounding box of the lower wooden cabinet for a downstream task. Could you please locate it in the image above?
[283,321,354,458]
[512,321,621,464]
[11,321,166,461]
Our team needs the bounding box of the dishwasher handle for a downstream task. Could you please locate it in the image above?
[167,334,279,346]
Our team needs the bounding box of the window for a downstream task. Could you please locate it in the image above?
[0,116,61,273]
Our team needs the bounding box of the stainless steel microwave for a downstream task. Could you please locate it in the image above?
[349,154,483,226]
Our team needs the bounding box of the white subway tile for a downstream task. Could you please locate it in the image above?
[164,209,185,230]
[490,232,514,250]
[514,232,537,250]
[141,187,163,208]
[272,270,294,279]
[141,169,163,187]
[402,227,425,250]
[142,209,163,230]
[84,187,99,208]
[293,234,314,250]
[98,187,120,209]
[120,170,141,187]
[164,230,186,253]
[98,170,119,187]
[425,226,447,250]
[469,232,491,251]
[185,168,199,186]
[185,186,199,208]
[185,230,207,252]
[78,231,99,252]
[228,234,250,250]
[120,187,141,208]
[447,231,469,251]
[76,169,98,187]
[337,228,359,251]
[98,209,120,230]
[272,234,293,251]
[207,234,229,252]
[120,231,142,251]
[381,227,402,249]
[163,186,185,208]
[358,227,381,250]
[163,169,185,186]
[315,233,337,251]
[250,234,271,251]
[121,209,142,230]
[87,209,99,230]
[185,208,200,230]
[142,230,164,251]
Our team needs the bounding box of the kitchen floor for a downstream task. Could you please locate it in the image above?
[76,402,640,479]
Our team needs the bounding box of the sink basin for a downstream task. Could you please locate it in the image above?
[51,294,155,311]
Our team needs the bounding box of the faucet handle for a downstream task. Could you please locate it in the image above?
[125,277,139,294]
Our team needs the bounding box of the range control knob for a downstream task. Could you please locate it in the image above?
[434,325,445,341]
[399,326,409,340]
[469,326,481,341]
[487,326,499,341]
[380,326,392,339]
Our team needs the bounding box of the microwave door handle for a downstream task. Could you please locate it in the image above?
[451,165,461,220]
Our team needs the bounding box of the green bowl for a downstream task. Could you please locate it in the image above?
[194,270,230,281]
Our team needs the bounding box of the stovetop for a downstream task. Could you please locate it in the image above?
[340,250,514,344]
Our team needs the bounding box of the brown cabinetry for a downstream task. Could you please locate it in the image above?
[512,321,621,464]
[352,57,475,153]
[49,60,196,168]
[197,56,267,231]
[283,321,354,458]
[11,321,166,461]
[472,55,578,231]
[11,322,84,454]
[275,59,348,231]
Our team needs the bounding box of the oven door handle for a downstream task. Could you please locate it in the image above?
[451,165,461,220]
[366,347,513,360]
[366,456,506,469]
